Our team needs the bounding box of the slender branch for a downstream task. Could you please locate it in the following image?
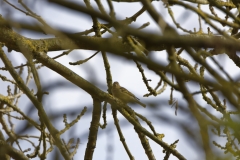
[84,98,102,160]
[0,140,28,160]
[0,47,71,160]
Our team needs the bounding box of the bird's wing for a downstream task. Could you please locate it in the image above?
[120,87,140,100]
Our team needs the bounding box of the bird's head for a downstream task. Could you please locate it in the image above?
[113,81,120,89]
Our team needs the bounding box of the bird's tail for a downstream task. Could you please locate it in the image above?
[137,101,146,108]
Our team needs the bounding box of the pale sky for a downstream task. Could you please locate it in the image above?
[0,1,237,160]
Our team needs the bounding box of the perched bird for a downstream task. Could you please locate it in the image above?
[111,81,146,108]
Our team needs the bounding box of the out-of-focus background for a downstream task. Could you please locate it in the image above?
[0,0,239,160]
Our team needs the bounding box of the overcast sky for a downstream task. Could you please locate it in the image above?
[0,1,238,160]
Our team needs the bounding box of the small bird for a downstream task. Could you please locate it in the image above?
[111,81,146,108]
